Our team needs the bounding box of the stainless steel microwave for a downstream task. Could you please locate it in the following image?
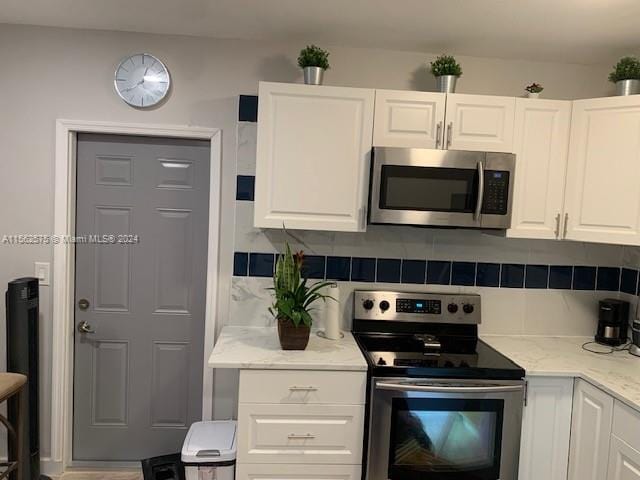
[368,147,516,229]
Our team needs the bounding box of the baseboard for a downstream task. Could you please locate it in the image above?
[41,457,64,477]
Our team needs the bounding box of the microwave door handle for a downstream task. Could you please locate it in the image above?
[375,381,524,394]
[474,161,484,221]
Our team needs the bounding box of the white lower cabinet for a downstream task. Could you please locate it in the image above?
[608,435,640,480]
[236,369,366,472]
[568,379,615,480]
[518,377,573,480]
[236,464,362,480]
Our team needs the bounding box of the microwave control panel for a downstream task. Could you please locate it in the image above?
[482,170,510,215]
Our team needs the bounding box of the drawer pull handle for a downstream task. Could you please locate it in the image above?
[288,434,316,440]
[289,386,318,392]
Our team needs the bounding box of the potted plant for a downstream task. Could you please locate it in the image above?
[269,243,334,350]
[609,56,640,96]
[298,45,330,85]
[525,82,544,98]
[430,54,462,93]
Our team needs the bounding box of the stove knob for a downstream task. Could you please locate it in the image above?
[379,300,390,312]
[447,303,459,313]
[363,299,374,310]
[463,304,475,314]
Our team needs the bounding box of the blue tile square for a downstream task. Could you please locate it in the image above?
[326,256,351,281]
[402,260,427,284]
[236,175,255,201]
[597,267,621,291]
[573,266,597,290]
[376,258,401,283]
[621,268,639,295]
[525,265,549,289]
[233,252,248,276]
[249,253,274,277]
[427,261,451,285]
[351,257,376,282]
[549,266,573,290]
[501,264,525,288]
[451,262,476,286]
[301,255,325,280]
[239,95,258,122]
[476,263,500,287]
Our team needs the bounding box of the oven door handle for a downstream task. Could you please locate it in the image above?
[473,161,484,221]
[375,381,524,394]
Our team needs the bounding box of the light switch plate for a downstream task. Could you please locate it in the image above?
[35,262,50,286]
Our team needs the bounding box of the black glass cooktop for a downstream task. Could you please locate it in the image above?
[354,332,525,380]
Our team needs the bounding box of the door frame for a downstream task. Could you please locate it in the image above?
[50,119,222,473]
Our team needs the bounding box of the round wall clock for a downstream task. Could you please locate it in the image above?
[114,53,171,108]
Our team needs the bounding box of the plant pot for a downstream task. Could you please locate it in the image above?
[527,92,541,98]
[616,79,640,96]
[277,317,311,350]
[435,75,458,93]
[303,66,325,85]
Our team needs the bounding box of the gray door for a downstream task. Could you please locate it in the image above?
[73,133,210,461]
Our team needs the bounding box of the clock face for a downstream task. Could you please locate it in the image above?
[114,53,170,108]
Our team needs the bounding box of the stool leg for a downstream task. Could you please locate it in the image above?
[15,386,23,480]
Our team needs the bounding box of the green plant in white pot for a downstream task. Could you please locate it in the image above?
[431,54,462,93]
[269,243,335,350]
[525,82,544,98]
[298,45,330,86]
[609,56,640,96]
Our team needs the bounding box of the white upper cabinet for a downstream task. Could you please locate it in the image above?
[568,379,614,480]
[445,93,516,153]
[508,99,572,239]
[564,96,640,245]
[519,377,574,480]
[373,89,446,148]
[254,82,375,232]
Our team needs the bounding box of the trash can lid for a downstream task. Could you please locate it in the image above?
[181,420,237,464]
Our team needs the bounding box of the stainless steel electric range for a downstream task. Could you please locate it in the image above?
[352,290,525,480]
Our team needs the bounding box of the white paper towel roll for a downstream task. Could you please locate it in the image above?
[324,283,341,340]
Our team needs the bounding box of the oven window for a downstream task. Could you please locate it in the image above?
[380,165,478,212]
[389,398,503,480]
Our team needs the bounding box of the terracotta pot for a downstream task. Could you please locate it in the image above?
[277,317,311,350]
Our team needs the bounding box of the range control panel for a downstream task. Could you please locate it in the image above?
[354,291,481,325]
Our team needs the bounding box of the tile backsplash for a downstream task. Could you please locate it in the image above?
[229,96,639,337]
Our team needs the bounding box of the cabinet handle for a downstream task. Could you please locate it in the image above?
[554,213,561,238]
[563,213,569,239]
[287,434,316,440]
[446,122,453,148]
[435,121,443,148]
[289,386,318,392]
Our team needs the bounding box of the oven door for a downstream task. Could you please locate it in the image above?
[366,378,524,480]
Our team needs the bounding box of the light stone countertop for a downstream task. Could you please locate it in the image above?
[482,335,640,413]
[208,326,368,371]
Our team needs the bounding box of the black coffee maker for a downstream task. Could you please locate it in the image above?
[596,299,630,346]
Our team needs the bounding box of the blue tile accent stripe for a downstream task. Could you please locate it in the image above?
[233,251,640,295]
[239,95,258,122]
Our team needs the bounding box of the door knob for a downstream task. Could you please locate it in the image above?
[77,321,95,334]
[78,298,90,311]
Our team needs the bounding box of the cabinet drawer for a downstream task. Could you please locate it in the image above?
[613,400,640,452]
[239,370,366,405]
[236,463,362,480]
[237,403,364,464]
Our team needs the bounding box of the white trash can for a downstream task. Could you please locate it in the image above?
[181,420,237,480]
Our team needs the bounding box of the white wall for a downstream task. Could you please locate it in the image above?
[0,22,618,461]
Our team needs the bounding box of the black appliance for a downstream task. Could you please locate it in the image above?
[352,290,525,480]
[6,277,49,480]
[596,298,629,347]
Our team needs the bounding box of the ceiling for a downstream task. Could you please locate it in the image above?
[2,0,639,64]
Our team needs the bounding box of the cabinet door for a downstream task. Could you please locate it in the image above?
[373,89,446,148]
[568,379,614,480]
[608,436,640,480]
[237,464,362,480]
[445,93,516,153]
[519,377,573,480]
[564,96,640,245]
[508,99,571,239]
[254,82,374,232]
